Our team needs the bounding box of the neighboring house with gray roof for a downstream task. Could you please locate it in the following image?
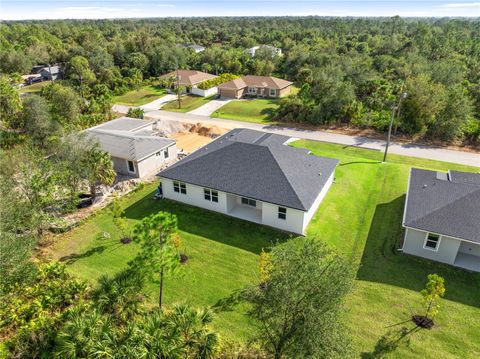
[158,128,338,234]
[402,168,480,272]
[87,117,177,178]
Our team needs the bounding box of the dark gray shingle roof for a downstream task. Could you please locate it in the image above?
[159,129,338,211]
[403,168,480,243]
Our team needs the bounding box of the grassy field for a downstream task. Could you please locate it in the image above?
[211,98,280,123]
[49,142,480,358]
[162,94,214,113]
[18,81,58,94]
[114,85,167,106]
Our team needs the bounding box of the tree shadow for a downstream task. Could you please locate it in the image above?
[357,195,480,307]
[59,245,107,265]
[361,325,419,358]
[124,190,289,255]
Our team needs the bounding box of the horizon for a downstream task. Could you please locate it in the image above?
[2,1,480,21]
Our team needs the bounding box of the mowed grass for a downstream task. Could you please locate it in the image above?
[50,142,480,357]
[211,98,280,124]
[114,85,167,106]
[18,80,61,94]
[162,94,214,113]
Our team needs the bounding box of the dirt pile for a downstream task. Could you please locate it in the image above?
[189,123,224,138]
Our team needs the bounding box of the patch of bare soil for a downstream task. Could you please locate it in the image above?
[170,122,227,153]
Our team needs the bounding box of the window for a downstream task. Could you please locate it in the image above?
[424,233,440,251]
[173,181,187,194]
[204,188,218,203]
[248,87,257,94]
[241,197,256,207]
[269,88,276,97]
[278,207,287,220]
[164,148,169,159]
[127,160,135,173]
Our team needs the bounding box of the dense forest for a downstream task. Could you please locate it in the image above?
[0,16,479,358]
[1,17,480,144]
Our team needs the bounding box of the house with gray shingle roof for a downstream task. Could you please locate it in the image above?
[87,117,177,178]
[402,168,480,272]
[158,128,338,234]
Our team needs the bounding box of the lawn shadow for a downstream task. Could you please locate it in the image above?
[260,106,278,122]
[360,326,419,359]
[124,190,289,255]
[59,245,107,265]
[357,195,480,308]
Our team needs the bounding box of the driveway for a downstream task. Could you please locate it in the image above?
[139,94,177,111]
[188,98,232,116]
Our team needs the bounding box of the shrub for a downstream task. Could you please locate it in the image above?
[197,73,239,90]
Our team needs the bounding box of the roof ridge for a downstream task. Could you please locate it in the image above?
[409,185,480,228]
[266,146,305,210]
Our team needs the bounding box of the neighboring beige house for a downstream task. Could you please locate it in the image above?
[158,128,338,234]
[218,75,293,99]
[160,70,217,96]
[402,168,480,272]
[87,117,177,178]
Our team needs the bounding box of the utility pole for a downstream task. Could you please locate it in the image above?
[393,82,405,135]
[383,92,407,163]
[176,61,181,109]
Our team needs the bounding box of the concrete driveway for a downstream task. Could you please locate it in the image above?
[140,94,177,111]
[188,98,232,116]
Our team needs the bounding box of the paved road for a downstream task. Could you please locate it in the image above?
[114,105,480,167]
[188,98,232,116]
[112,94,176,114]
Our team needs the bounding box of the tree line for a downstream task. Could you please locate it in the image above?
[1,17,479,144]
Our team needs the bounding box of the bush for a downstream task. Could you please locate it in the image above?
[197,73,239,90]
[127,107,145,119]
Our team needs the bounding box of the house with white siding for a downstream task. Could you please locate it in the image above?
[87,117,177,178]
[158,129,338,234]
[402,168,480,272]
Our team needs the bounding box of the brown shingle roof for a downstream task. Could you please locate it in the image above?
[160,70,216,86]
[218,75,292,90]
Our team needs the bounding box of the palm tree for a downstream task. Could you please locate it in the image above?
[92,269,145,324]
[167,305,219,358]
[85,146,116,199]
[140,310,184,358]
[54,308,112,358]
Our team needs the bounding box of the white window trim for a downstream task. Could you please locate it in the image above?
[423,232,442,252]
[248,87,257,94]
[126,160,136,174]
[269,88,276,96]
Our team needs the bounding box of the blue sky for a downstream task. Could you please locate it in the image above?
[1,1,479,20]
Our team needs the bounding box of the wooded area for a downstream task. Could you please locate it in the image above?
[1,17,479,144]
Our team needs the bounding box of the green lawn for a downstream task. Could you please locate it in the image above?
[18,81,59,94]
[161,94,214,113]
[114,85,167,106]
[50,143,480,358]
[211,98,280,123]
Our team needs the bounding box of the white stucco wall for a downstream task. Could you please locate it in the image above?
[402,228,461,265]
[112,156,138,177]
[191,86,218,97]
[302,172,334,232]
[262,202,305,234]
[160,178,306,233]
[161,178,228,213]
[137,145,177,177]
[458,241,480,256]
